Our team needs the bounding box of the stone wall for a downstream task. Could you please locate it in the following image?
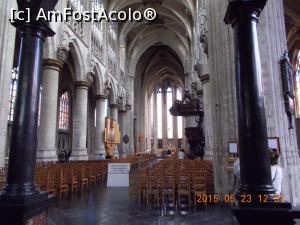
[258,0,300,205]
[207,0,238,194]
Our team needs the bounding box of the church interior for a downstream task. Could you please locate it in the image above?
[0,0,300,225]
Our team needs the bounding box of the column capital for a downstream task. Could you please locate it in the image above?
[184,72,190,78]
[57,46,69,63]
[42,58,63,71]
[110,103,119,109]
[200,74,210,84]
[119,109,127,114]
[224,0,267,25]
[74,81,90,89]
[126,104,132,111]
[95,94,107,100]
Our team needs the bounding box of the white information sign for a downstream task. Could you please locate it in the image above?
[107,163,130,187]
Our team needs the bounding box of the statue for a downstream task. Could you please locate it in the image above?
[280,50,295,129]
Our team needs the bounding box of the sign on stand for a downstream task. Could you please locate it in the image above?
[107,163,130,187]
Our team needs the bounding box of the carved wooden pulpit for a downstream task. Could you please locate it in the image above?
[169,89,205,158]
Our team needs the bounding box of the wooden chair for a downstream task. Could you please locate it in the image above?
[38,166,56,197]
[86,165,96,185]
[177,175,191,206]
[162,175,176,206]
[138,174,148,205]
[95,164,104,182]
[66,165,78,193]
[53,165,69,198]
[192,176,206,206]
[75,165,89,191]
[146,175,160,206]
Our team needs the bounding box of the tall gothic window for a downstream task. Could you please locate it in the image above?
[38,87,42,126]
[107,23,118,75]
[92,0,104,12]
[167,87,173,138]
[177,89,183,139]
[157,89,163,139]
[58,92,70,130]
[150,94,154,137]
[152,83,183,143]
[91,0,104,60]
[295,51,300,117]
[8,68,18,122]
[8,68,42,124]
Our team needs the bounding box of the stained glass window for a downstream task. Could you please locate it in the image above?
[157,89,162,139]
[177,89,183,139]
[8,68,18,122]
[58,92,70,130]
[38,87,42,126]
[167,87,173,139]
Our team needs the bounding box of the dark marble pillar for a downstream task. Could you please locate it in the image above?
[0,1,58,225]
[224,1,300,225]
[5,23,52,197]
[225,0,273,198]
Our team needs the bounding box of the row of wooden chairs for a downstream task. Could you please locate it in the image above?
[35,161,108,198]
[0,168,6,192]
[0,154,157,196]
[134,159,214,207]
[33,154,156,198]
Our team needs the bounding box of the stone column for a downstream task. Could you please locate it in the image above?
[207,0,238,194]
[110,103,119,157]
[119,109,130,158]
[126,104,133,155]
[199,70,213,160]
[110,104,119,121]
[72,81,90,160]
[92,95,107,159]
[37,59,63,161]
[258,0,300,205]
[162,90,168,146]
[153,93,158,151]
[147,95,152,152]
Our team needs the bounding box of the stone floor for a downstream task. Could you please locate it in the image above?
[47,183,235,225]
[47,159,300,225]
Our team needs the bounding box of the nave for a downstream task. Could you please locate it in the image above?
[44,156,300,225]
[0,0,300,224]
[47,157,233,225]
